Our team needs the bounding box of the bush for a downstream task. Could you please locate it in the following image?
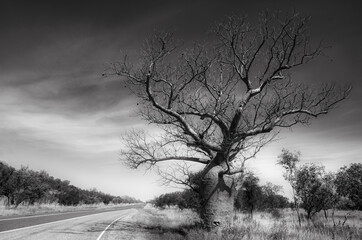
[234,172,289,215]
[268,208,283,219]
[153,189,201,211]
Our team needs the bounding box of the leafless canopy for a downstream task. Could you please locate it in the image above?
[108,12,351,176]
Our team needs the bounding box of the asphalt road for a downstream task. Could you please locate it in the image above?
[0,204,145,240]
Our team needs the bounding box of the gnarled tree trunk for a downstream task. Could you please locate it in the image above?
[116,11,351,232]
[200,163,236,229]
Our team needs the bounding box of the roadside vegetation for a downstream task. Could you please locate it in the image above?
[0,161,142,216]
[143,158,362,239]
[137,206,361,240]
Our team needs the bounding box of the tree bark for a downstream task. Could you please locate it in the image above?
[200,163,236,229]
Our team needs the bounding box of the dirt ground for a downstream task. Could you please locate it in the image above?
[103,208,173,240]
[103,204,200,240]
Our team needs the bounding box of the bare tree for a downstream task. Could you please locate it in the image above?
[107,12,351,228]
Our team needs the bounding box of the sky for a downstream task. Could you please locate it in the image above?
[0,0,361,201]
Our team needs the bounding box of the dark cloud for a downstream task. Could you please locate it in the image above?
[0,0,176,29]
[2,0,362,136]
[2,73,131,118]
[1,0,362,200]
[51,79,132,116]
[96,111,137,126]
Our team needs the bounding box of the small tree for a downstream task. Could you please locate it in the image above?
[235,172,262,217]
[109,12,350,228]
[335,163,362,210]
[0,162,16,206]
[235,173,289,216]
[260,182,289,210]
[295,163,338,220]
[278,149,302,225]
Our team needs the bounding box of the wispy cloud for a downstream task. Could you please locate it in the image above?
[0,70,139,154]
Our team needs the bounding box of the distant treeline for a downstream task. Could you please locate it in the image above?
[0,161,142,207]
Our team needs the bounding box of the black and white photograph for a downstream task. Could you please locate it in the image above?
[0,0,361,239]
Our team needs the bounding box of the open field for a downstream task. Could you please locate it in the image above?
[108,205,362,240]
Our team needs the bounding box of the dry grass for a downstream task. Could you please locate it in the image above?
[137,207,362,240]
[101,204,201,240]
[134,204,200,230]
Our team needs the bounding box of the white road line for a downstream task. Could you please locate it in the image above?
[0,204,141,222]
[0,211,119,234]
[96,215,124,240]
